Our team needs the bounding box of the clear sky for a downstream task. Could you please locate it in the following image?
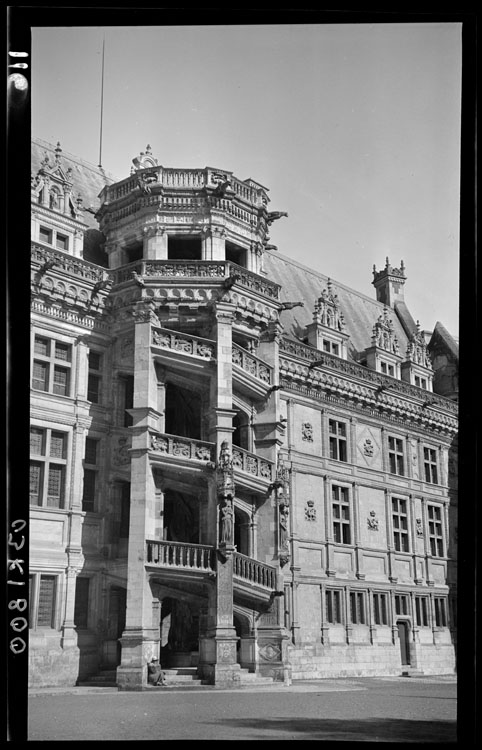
[31,22,462,337]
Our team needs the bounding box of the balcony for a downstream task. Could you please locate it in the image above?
[145,540,278,603]
[232,344,273,398]
[151,326,216,374]
[149,432,216,475]
[232,446,274,491]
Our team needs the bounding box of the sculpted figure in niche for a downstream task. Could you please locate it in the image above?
[220,499,234,545]
[367,510,379,531]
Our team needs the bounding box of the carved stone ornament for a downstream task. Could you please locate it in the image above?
[363,438,374,457]
[416,518,424,537]
[112,437,130,466]
[302,422,313,442]
[367,510,379,531]
[305,499,317,521]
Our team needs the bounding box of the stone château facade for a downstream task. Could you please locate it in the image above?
[29,138,458,688]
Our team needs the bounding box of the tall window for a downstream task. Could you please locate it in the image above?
[428,505,444,557]
[434,597,447,627]
[119,482,131,538]
[415,596,429,627]
[394,594,410,616]
[373,593,389,625]
[325,589,343,624]
[332,485,351,544]
[392,497,409,552]
[329,420,347,462]
[388,436,404,475]
[30,426,67,508]
[82,437,99,512]
[32,335,72,396]
[74,578,90,629]
[87,351,103,404]
[350,591,366,624]
[29,573,57,629]
[118,375,134,427]
[423,447,439,484]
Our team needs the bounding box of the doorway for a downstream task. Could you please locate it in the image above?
[397,620,411,666]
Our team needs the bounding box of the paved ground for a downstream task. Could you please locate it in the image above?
[21,675,458,742]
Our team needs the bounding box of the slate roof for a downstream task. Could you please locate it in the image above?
[263,249,412,361]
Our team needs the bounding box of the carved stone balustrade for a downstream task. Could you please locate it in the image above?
[233,552,278,590]
[146,540,215,573]
[31,243,108,283]
[231,446,274,484]
[232,344,272,384]
[149,432,216,465]
[151,326,216,360]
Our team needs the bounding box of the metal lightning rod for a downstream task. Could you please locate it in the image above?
[98,35,105,169]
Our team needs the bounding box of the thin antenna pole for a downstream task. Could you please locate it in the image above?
[98,35,105,168]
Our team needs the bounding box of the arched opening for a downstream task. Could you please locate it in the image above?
[165,382,202,439]
[163,489,199,544]
[234,506,251,556]
[232,409,250,450]
[160,596,200,668]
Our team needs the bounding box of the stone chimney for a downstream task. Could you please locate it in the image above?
[372,257,406,307]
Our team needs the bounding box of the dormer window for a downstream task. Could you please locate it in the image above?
[365,307,402,379]
[380,361,395,377]
[56,233,68,252]
[401,322,434,392]
[306,279,350,359]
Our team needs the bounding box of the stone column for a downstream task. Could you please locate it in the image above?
[117,305,164,690]
[143,224,167,260]
[210,226,227,261]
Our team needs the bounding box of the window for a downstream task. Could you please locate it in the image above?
[415,596,429,627]
[392,497,409,552]
[30,427,67,508]
[119,482,131,538]
[380,361,395,376]
[82,437,99,512]
[74,578,90,629]
[423,447,438,484]
[29,573,57,629]
[388,436,404,475]
[434,597,447,627]
[56,233,68,251]
[350,591,366,624]
[326,589,343,624]
[414,375,428,390]
[329,420,347,462]
[32,335,72,396]
[332,485,350,544]
[373,593,389,625]
[428,505,444,557]
[323,339,340,356]
[394,594,409,616]
[39,225,52,245]
[118,375,134,427]
[87,351,103,404]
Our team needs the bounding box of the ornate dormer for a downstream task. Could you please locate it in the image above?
[31,141,87,258]
[401,321,434,391]
[365,306,403,378]
[372,257,406,307]
[305,279,349,358]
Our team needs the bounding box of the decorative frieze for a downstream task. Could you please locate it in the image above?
[231,446,274,482]
[232,344,272,384]
[152,327,216,359]
[150,432,215,463]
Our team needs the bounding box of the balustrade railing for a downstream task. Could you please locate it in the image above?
[151,327,216,359]
[280,336,458,414]
[31,243,108,283]
[149,432,215,463]
[232,344,272,385]
[231,446,274,482]
[146,539,215,572]
[233,552,277,590]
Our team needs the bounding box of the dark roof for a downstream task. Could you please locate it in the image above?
[429,321,459,361]
[263,249,411,360]
[31,137,117,230]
